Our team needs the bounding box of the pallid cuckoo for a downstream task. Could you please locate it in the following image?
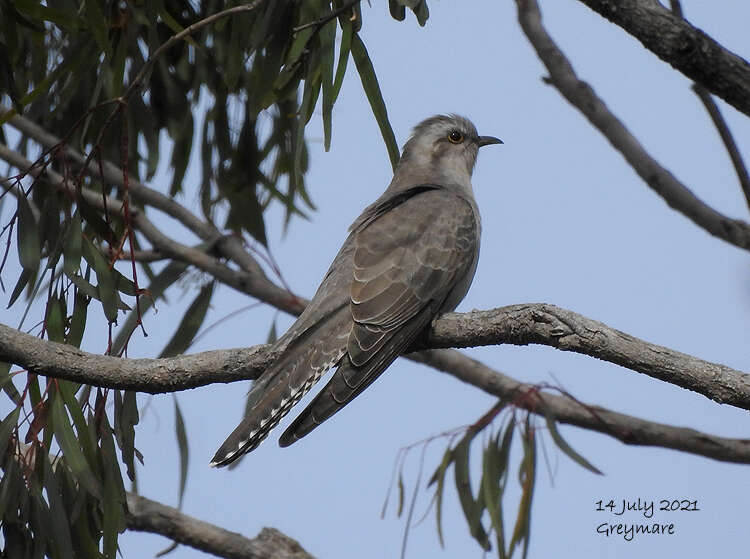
[211,114,501,467]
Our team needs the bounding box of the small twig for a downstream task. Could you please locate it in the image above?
[667,1,750,213]
[692,85,750,211]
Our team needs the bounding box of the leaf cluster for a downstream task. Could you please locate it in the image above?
[0,2,433,556]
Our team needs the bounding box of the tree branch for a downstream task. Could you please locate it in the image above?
[574,0,750,119]
[515,0,750,251]
[424,304,750,409]
[6,113,271,282]
[663,1,750,213]
[3,299,749,463]
[3,303,748,407]
[125,493,316,559]
[413,349,750,464]
[0,141,307,316]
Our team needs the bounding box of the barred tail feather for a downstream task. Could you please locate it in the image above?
[278,304,436,447]
[210,308,349,467]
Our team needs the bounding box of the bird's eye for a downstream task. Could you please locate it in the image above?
[448,130,464,144]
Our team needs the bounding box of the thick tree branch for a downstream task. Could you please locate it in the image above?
[424,304,750,409]
[515,0,750,251]
[574,0,750,119]
[125,493,315,559]
[414,349,750,464]
[3,303,748,407]
[3,310,748,465]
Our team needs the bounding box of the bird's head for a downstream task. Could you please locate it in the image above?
[396,114,502,188]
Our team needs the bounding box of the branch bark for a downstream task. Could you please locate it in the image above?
[126,493,316,559]
[574,0,750,119]
[3,307,749,464]
[3,303,748,405]
[515,0,750,251]
[414,349,750,464]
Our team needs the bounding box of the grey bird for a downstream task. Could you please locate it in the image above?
[210,114,501,467]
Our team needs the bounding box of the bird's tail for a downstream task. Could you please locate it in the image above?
[210,308,349,467]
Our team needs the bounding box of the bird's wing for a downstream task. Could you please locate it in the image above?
[279,189,478,446]
[210,233,359,466]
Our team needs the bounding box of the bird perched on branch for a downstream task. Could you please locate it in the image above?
[211,114,501,467]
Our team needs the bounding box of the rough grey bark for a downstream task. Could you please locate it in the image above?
[126,493,315,559]
[415,349,750,464]
[4,305,748,407]
[575,0,750,119]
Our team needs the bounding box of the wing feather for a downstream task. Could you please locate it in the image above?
[278,189,478,447]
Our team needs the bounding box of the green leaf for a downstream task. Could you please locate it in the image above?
[42,454,75,559]
[45,293,66,343]
[157,7,199,49]
[51,391,101,499]
[413,0,430,26]
[114,390,139,482]
[109,31,128,96]
[173,396,189,509]
[285,26,314,68]
[332,17,352,106]
[169,113,194,196]
[0,361,21,405]
[63,210,82,276]
[350,34,400,169]
[319,18,336,151]
[0,407,21,463]
[7,267,33,308]
[482,432,508,558]
[14,2,80,30]
[266,318,278,344]
[224,16,244,90]
[428,446,453,547]
[16,192,41,272]
[81,238,118,322]
[101,418,124,559]
[70,273,99,300]
[226,188,268,247]
[509,418,537,559]
[39,191,62,268]
[396,469,405,517]
[293,68,321,190]
[66,289,89,348]
[544,414,603,475]
[453,432,491,551]
[113,268,137,296]
[84,0,111,57]
[159,281,214,358]
[57,380,98,469]
[389,0,406,21]
[78,197,116,245]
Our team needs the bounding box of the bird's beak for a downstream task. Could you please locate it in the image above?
[478,135,503,147]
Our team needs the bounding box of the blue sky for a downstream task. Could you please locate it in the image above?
[4,1,750,558]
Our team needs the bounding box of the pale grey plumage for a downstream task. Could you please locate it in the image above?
[210,114,501,467]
